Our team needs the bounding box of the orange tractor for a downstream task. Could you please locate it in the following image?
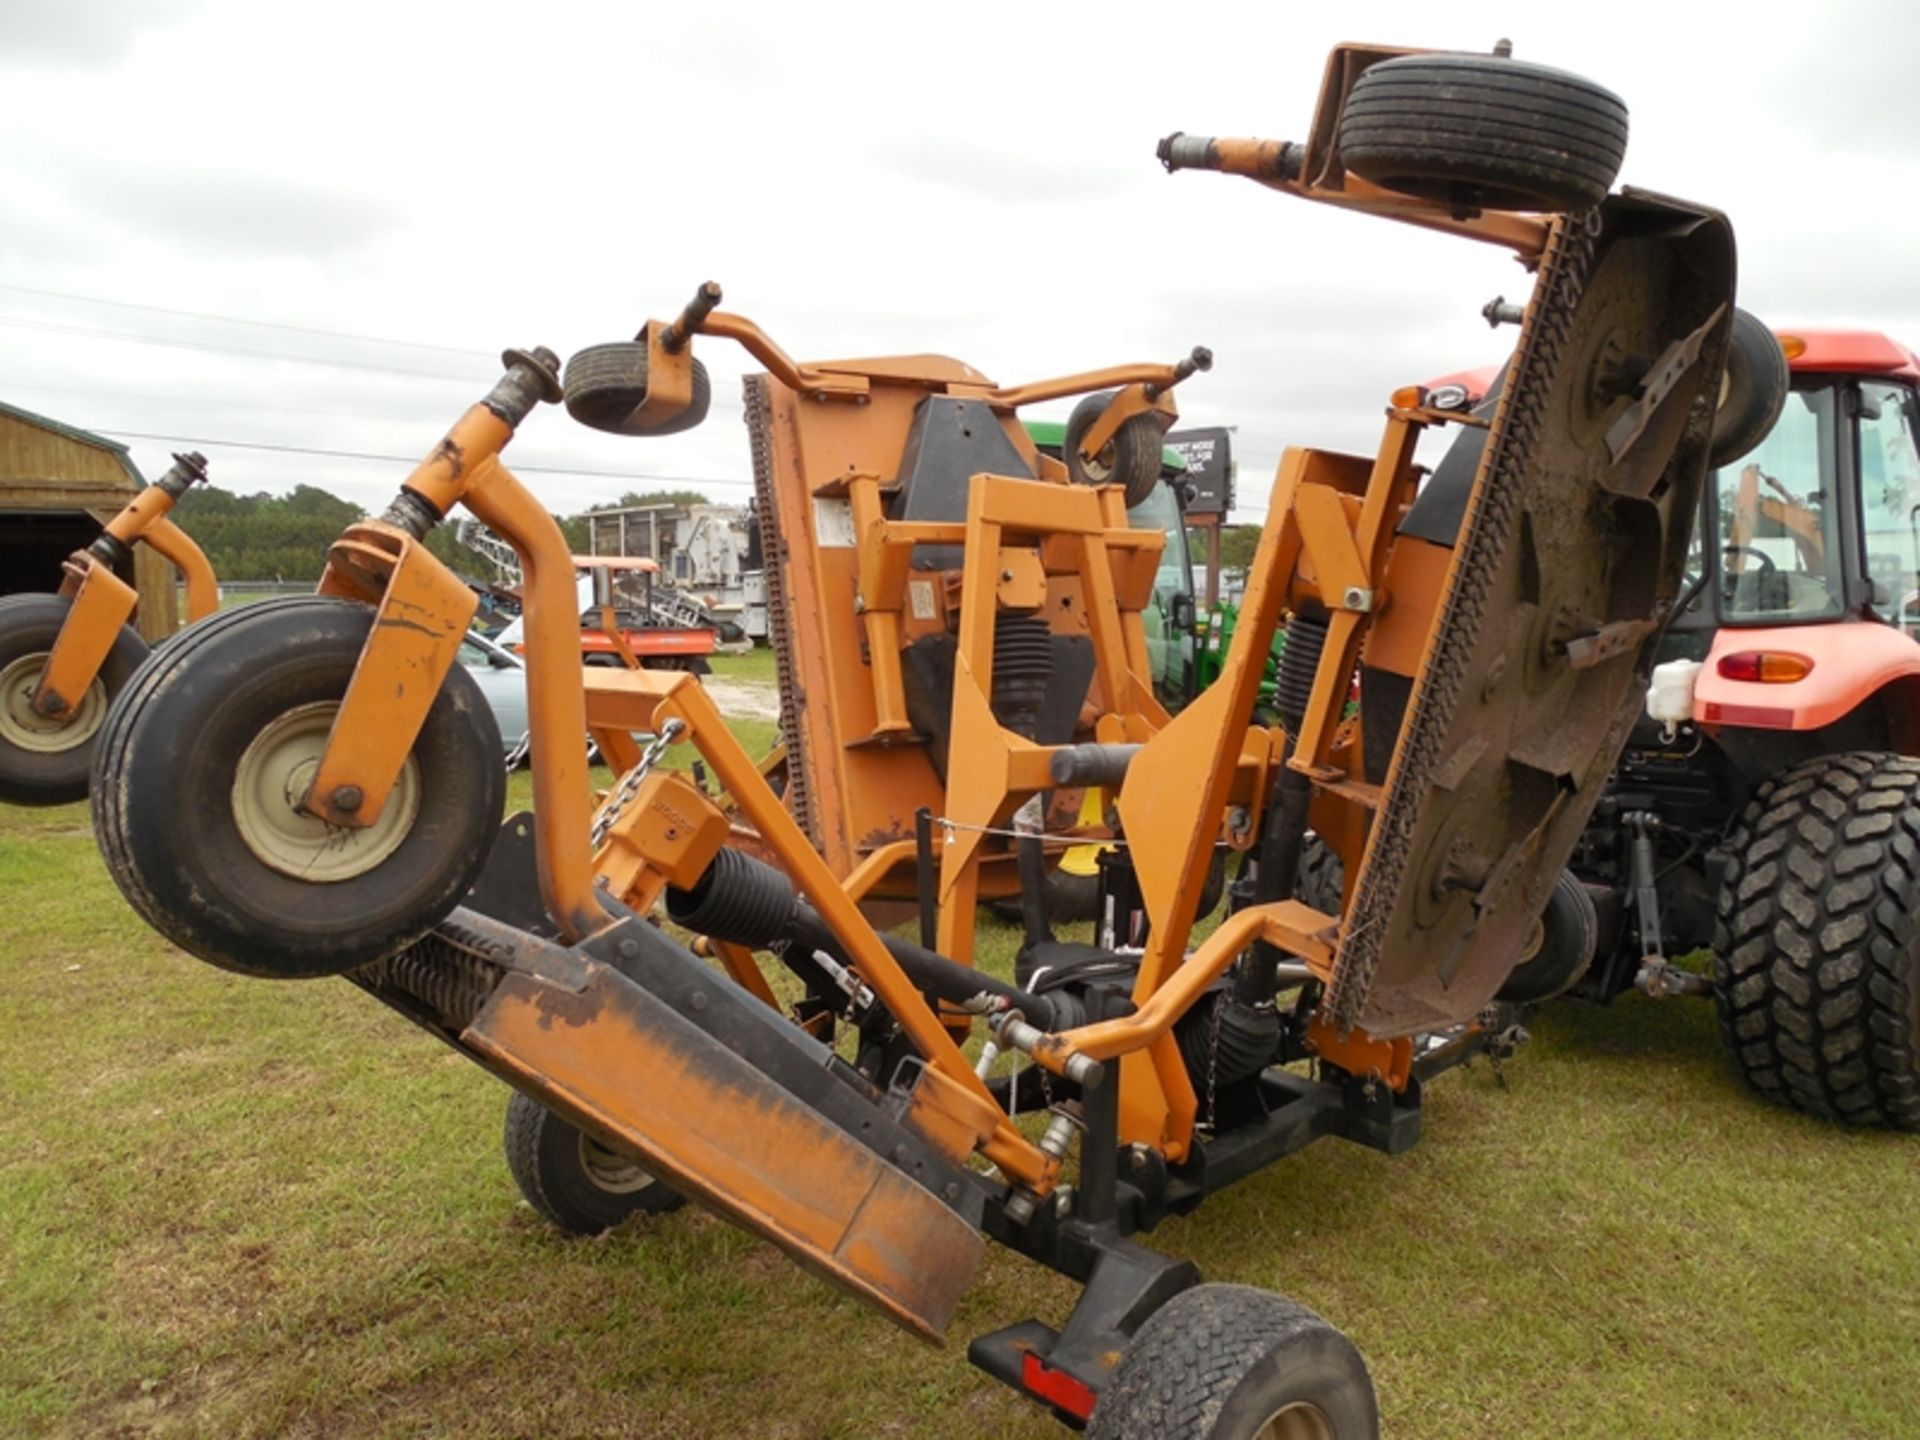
[87,43,1742,1437]
[1568,328,1920,1126]
[0,451,216,805]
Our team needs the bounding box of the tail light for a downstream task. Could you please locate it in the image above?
[1717,650,1813,683]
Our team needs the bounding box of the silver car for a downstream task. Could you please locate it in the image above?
[458,631,530,759]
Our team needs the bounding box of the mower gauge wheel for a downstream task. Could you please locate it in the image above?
[503,1091,685,1235]
[1337,51,1628,214]
[1087,1284,1378,1440]
[0,593,148,807]
[562,341,713,437]
[1707,308,1790,470]
[1065,391,1163,509]
[1494,868,1598,1004]
[90,596,503,979]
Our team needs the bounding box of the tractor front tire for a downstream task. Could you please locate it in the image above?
[503,1091,685,1235]
[1088,1284,1379,1440]
[1714,752,1920,1129]
[0,593,148,806]
[92,596,504,979]
[1337,51,1628,214]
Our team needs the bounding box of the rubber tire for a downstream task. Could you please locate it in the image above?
[1065,391,1163,510]
[562,341,712,437]
[1713,752,1920,1129]
[1497,869,1599,1003]
[503,1090,685,1235]
[91,596,504,979]
[1337,52,1628,214]
[0,593,148,806]
[1088,1284,1379,1440]
[1707,308,1790,470]
[1295,832,1346,914]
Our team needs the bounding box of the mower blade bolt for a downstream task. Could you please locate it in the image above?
[1482,295,1525,328]
[333,785,364,814]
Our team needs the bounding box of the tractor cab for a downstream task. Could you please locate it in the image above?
[1670,331,1920,654]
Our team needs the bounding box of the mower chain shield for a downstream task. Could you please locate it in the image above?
[1331,192,1736,1035]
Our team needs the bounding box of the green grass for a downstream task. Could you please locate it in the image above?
[707,645,778,688]
[4,762,1919,1436]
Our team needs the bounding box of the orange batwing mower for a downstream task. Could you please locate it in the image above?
[90,43,1743,1438]
[0,451,215,805]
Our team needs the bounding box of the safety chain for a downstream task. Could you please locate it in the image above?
[502,730,532,772]
[1204,990,1225,1132]
[589,718,685,849]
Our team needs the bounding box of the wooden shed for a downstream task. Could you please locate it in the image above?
[0,400,180,642]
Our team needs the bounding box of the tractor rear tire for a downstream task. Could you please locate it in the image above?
[1088,1283,1379,1440]
[1337,52,1628,214]
[92,596,504,979]
[1065,391,1163,510]
[1713,752,1920,1129]
[503,1091,685,1235]
[1707,307,1790,470]
[562,341,712,437]
[0,593,148,806]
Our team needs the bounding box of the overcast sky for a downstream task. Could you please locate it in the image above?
[3,1,1917,525]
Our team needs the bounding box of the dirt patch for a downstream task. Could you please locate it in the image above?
[699,676,780,723]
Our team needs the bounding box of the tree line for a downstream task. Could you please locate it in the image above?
[172,485,712,584]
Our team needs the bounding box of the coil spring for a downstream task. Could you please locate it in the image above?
[1273,612,1329,735]
[360,930,503,1031]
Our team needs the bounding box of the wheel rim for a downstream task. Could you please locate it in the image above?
[0,652,107,754]
[577,1132,657,1194]
[230,700,421,881]
[1254,1400,1336,1440]
[1080,440,1117,483]
[1520,913,1546,962]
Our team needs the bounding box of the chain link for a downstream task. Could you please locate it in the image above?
[1204,990,1224,1132]
[589,718,685,849]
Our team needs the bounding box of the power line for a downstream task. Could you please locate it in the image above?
[0,375,752,453]
[0,316,482,382]
[0,281,496,359]
[94,427,752,487]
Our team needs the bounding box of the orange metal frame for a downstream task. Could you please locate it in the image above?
[296,39,1572,1195]
[33,473,219,719]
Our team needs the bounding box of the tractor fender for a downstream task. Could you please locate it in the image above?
[1695,620,1920,732]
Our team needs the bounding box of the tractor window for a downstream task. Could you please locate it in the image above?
[1858,381,1920,634]
[1127,480,1196,708]
[1716,386,1845,622]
